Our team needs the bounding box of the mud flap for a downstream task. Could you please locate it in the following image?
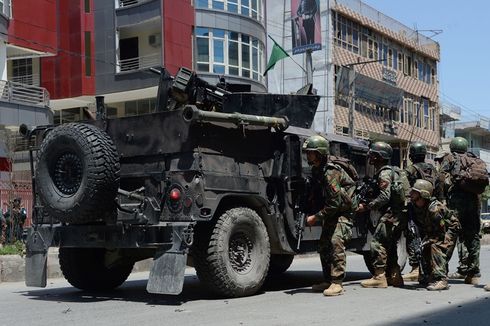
[25,227,55,287]
[146,249,187,295]
[146,224,193,295]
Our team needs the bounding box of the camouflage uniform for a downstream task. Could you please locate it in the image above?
[312,163,356,284]
[404,162,441,271]
[368,167,405,275]
[409,199,460,282]
[0,210,5,245]
[440,154,481,277]
[3,205,27,243]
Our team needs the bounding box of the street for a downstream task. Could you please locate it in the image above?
[1,247,490,326]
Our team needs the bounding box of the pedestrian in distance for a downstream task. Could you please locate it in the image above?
[303,135,357,296]
[359,141,409,288]
[408,179,460,291]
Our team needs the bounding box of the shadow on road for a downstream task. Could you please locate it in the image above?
[20,269,376,306]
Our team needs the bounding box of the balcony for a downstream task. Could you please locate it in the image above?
[117,53,161,73]
[0,80,49,107]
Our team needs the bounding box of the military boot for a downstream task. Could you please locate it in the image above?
[361,270,388,288]
[484,284,490,291]
[312,281,331,292]
[448,271,466,279]
[323,283,344,296]
[402,266,419,282]
[464,274,480,285]
[389,265,404,287]
[426,279,449,291]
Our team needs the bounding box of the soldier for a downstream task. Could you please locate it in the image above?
[408,179,460,290]
[440,137,482,285]
[403,142,440,282]
[359,142,406,288]
[4,198,27,243]
[303,135,357,296]
[0,207,5,245]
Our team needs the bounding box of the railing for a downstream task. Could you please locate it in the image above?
[10,74,41,86]
[0,80,50,107]
[118,0,142,8]
[118,53,161,73]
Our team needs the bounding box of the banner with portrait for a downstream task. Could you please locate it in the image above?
[291,0,322,55]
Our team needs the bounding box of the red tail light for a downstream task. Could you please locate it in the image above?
[169,188,181,201]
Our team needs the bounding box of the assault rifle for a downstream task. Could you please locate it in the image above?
[295,177,311,250]
[354,176,378,206]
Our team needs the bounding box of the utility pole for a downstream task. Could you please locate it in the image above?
[305,49,313,85]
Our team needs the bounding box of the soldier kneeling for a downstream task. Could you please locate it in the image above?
[408,179,460,291]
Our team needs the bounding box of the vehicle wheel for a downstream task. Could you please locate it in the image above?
[36,123,120,224]
[268,254,294,275]
[59,248,134,291]
[193,207,270,297]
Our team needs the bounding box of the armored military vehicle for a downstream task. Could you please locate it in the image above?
[22,67,402,298]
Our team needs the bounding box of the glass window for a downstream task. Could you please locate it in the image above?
[213,39,224,63]
[212,0,224,10]
[197,38,209,62]
[196,0,208,8]
[227,0,238,13]
[229,41,239,66]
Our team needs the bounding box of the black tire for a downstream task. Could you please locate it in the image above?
[268,254,294,275]
[193,207,270,297]
[59,248,134,291]
[36,123,120,224]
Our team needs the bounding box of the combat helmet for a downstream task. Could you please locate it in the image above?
[409,142,427,158]
[303,135,329,156]
[368,141,393,160]
[411,179,433,199]
[450,137,468,153]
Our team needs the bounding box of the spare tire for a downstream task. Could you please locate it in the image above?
[36,123,120,224]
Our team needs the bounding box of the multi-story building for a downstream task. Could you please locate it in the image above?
[44,0,266,122]
[0,0,54,216]
[267,0,441,167]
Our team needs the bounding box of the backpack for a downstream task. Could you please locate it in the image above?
[379,166,410,206]
[452,152,489,194]
[411,163,438,187]
[329,155,359,182]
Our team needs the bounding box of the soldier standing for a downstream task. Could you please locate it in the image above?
[4,198,27,243]
[408,179,460,290]
[440,137,482,285]
[402,142,441,282]
[303,135,357,296]
[359,142,406,288]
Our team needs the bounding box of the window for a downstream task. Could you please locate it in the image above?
[423,98,429,129]
[195,27,264,82]
[12,58,33,85]
[84,0,90,13]
[404,54,412,76]
[333,13,360,54]
[397,52,403,71]
[388,49,393,68]
[415,102,421,127]
[431,68,436,84]
[196,0,263,22]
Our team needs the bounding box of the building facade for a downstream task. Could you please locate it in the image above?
[266,0,441,167]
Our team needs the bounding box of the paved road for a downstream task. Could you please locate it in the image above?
[1,247,490,326]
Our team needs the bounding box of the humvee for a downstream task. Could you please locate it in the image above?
[22,67,404,297]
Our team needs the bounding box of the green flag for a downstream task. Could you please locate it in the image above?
[263,36,289,76]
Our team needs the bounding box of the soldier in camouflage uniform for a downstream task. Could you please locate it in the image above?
[3,198,27,243]
[303,135,357,296]
[403,142,441,282]
[440,137,481,285]
[360,142,406,288]
[408,179,460,290]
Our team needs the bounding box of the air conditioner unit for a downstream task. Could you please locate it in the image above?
[148,33,161,47]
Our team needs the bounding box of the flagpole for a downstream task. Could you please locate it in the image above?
[267,35,306,74]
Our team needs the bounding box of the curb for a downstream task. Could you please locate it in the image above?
[2,235,490,284]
